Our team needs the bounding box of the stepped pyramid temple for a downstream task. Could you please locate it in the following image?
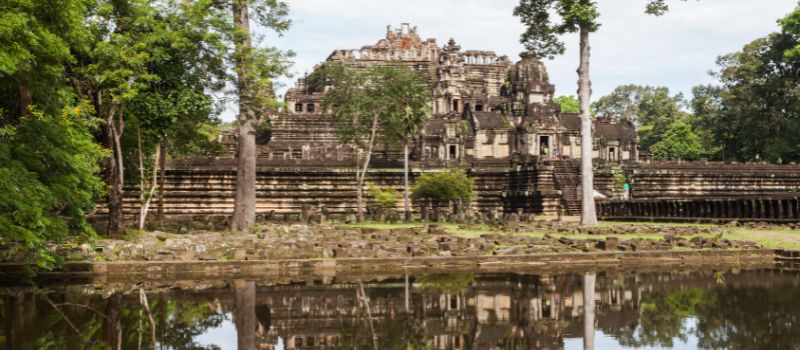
[149,24,800,223]
[269,23,638,165]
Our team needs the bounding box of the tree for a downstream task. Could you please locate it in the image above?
[689,85,725,159]
[226,0,291,232]
[689,5,800,164]
[322,64,427,222]
[69,0,160,235]
[514,0,600,226]
[514,0,691,226]
[411,169,473,221]
[650,122,703,161]
[554,95,580,113]
[379,66,430,222]
[593,85,687,150]
[126,1,228,230]
[0,0,105,267]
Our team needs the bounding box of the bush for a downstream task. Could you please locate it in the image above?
[411,169,473,205]
[368,184,401,210]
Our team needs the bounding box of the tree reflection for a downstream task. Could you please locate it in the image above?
[695,285,800,349]
[2,270,800,349]
[232,280,256,350]
[616,288,704,348]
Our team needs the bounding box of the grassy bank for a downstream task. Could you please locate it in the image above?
[343,221,800,250]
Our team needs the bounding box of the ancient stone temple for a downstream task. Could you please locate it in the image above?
[269,23,638,165]
[139,24,800,223]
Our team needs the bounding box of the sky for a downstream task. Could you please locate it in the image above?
[222,0,798,121]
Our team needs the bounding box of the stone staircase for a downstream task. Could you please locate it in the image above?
[552,157,582,215]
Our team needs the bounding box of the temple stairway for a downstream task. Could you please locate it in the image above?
[551,157,582,215]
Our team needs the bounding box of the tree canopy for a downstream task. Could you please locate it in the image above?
[689,5,800,163]
[554,95,580,113]
[650,121,703,161]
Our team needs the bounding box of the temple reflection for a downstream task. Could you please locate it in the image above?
[2,268,800,350]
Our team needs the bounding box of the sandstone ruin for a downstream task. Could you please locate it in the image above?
[131,24,800,223]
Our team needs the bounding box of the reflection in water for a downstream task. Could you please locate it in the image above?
[1,268,800,349]
[583,273,595,350]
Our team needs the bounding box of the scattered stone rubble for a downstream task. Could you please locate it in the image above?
[0,222,775,264]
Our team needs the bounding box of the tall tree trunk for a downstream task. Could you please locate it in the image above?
[157,140,166,223]
[106,104,125,235]
[583,273,596,350]
[230,0,257,232]
[104,294,122,350]
[139,142,161,230]
[578,25,597,226]
[355,113,380,222]
[403,142,411,221]
[18,83,31,116]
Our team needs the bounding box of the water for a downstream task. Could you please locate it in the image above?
[2,266,800,349]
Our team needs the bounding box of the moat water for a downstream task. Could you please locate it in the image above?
[2,266,800,349]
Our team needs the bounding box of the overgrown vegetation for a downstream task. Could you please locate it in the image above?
[0,0,291,267]
[593,4,800,163]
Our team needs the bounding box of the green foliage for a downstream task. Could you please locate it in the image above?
[322,63,430,148]
[611,167,626,196]
[513,0,601,60]
[619,288,704,348]
[411,169,474,205]
[0,0,106,268]
[689,5,800,163]
[592,84,689,150]
[554,95,580,113]
[368,184,401,210]
[0,109,105,269]
[417,273,475,294]
[650,122,703,161]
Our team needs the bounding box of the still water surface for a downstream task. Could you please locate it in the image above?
[2,267,800,349]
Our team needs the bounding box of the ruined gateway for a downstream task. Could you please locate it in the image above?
[151,24,800,223]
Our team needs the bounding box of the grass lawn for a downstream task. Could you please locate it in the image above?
[341,221,800,250]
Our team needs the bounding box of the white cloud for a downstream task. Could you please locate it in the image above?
[222,0,797,120]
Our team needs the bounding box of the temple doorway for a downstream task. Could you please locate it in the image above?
[539,135,551,156]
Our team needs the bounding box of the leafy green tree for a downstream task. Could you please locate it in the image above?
[593,85,688,150]
[0,0,105,267]
[0,110,105,268]
[379,65,430,222]
[125,1,228,229]
[322,64,428,222]
[411,169,473,220]
[554,95,580,113]
[690,5,800,163]
[650,122,703,161]
[69,0,163,235]
[514,0,691,226]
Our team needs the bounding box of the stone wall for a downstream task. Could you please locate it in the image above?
[122,160,800,224]
[123,162,554,222]
[595,162,800,199]
[595,162,800,222]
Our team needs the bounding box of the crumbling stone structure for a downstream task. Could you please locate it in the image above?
[265,23,639,165]
[119,25,800,223]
